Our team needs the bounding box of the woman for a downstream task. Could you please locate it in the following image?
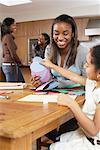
[1,17,25,82]
[32,14,87,88]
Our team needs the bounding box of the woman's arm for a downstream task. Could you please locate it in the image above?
[44,45,53,60]
[41,59,86,86]
[58,94,100,136]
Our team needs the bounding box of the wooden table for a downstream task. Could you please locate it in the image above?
[0,88,85,150]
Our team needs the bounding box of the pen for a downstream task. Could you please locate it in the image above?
[0,95,9,99]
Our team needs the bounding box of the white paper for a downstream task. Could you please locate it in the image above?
[18,94,58,103]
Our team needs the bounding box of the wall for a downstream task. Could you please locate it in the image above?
[0,4,100,22]
[14,5,100,22]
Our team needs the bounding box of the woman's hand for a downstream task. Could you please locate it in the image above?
[31,76,42,88]
[41,59,54,69]
[57,94,76,108]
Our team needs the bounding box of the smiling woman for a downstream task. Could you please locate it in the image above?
[44,14,86,88]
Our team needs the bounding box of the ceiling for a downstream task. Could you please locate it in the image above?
[0,0,100,22]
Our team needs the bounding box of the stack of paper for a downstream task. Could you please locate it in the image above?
[0,82,27,90]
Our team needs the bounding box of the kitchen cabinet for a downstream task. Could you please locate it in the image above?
[15,22,28,36]
[38,19,53,35]
[75,18,90,41]
[20,66,31,83]
[15,36,28,66]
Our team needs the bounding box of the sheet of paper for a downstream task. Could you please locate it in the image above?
[18,94,77,103]
[18,94,58,103]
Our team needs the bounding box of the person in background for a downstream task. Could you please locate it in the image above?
[42,45,100,150]
[0,24,4,81]
[1,17,25,82]
[32,32,50,59]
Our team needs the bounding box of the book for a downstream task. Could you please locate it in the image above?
[0,82,27,90]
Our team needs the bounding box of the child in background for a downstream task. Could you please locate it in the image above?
[32,33,50,59]
[41,45,100,150]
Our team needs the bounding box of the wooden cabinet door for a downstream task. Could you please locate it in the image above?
[15,36,28,65]
[38,19,53,35]
[75,18,90,41]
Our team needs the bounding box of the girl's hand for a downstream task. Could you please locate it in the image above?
[57,94,76,107]
[31,76,42,88]
[41,59,54,69]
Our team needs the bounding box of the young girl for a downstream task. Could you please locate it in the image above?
[41,45,100,150]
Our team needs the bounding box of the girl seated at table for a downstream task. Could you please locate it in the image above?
[41,45,100,150]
